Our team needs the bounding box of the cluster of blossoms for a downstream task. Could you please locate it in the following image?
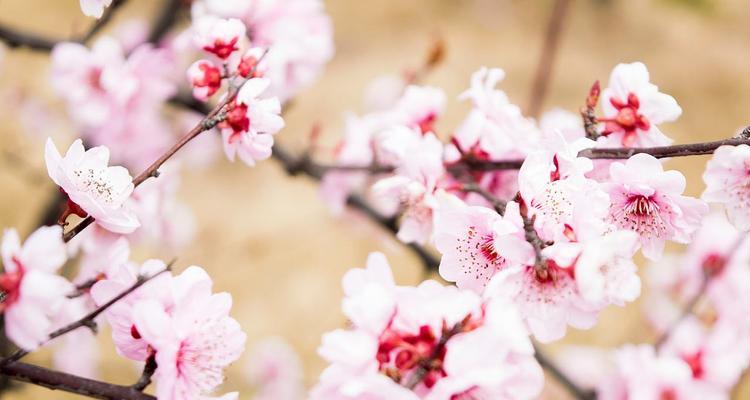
[4,1,750,399]
[312,60,750,399]
[0,2,333,399]
[187,15,284,166]
[311,252,543,399]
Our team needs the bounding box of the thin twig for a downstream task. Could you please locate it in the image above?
[526,0,573,118]
[147,0,185,44]
[80,0,129,43]
[577,137,750,159]
[0,361,155,400]
[459,136,750,172]
[2,264,172,364]
[0,1,130,51]
[534,344,596,400]
[62,51,269,243]
[131,355,157,392]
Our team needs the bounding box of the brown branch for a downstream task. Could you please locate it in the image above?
[80,0,129,43]
[62,51,268,243]
[0,361,155,400]
[577,137,750,159]
[131,355,157,392]
[270,145,440,272]
[147,0,185,44]
[458,136,750,172]
[2,264,172,364]
[534,344,596,400]
[0,0,129,51]
[526,0,573,118]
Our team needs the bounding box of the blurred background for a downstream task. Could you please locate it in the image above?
[0,0,749,398]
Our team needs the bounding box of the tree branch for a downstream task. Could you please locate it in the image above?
[577,137,750,159]
[0,0,129,51]
[2,264,172,364]
[147,0,185,44]
[534,344,596,400]
[62,52,268,243]
[526,0,573,118]
[0,361,155,400]
[131,355,157,392]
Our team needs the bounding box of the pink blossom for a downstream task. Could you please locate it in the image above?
[598,62,682,147]
[518,134,608,242]
[433,193,533,293]
[574,230,641,307]
[341,252,397,335]
[193,17,247,59]
[373,130,444,244]
[604,153,708,260]
[484,263,598,343]
[51,37,177,169]
[245,337,304,400]
[312,253,542,399]
[192,0,334,102]
[188,60,223,101]
[702,144,750,230]
[451,67,540,160]
[660,317,750,392]
[598,344,725,400]
[131,271,245,400]
[0,226,71,351]
[219,78,284,166]
[45,138,140,234]
[80,0,112,18]
[89,259,173,361]
[391,85,445,134]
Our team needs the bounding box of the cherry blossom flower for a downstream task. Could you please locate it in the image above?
[0,226,71,351]
[597,344,725,400]
[80,0,112,18]
[450,67,540,160]
[373,129,445,244]
[193,17,247,59]
[518,134,608,242]
[45,138,140,234]
[603,153,708,260]
[484,261,599,343]
[90,259,172,361]
[660,317,750,392]
[132,270,245,400]
[433,193,533,293]
[598,62,682,147]
[391,85,445,133]
[574,230,641,307]
[311,253,543,399]
[51,37,177,169]
[188,60,223,101]
[192,0,334,102]
[245,337,305,400]
[219,78,284,166]
[702,144,750,230]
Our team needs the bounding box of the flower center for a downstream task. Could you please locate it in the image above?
[378,325,443,387]
[600,93,651,146]
[72,167,119,205]
[610,194,668,239]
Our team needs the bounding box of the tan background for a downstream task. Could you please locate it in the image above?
[1,0,749,398]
